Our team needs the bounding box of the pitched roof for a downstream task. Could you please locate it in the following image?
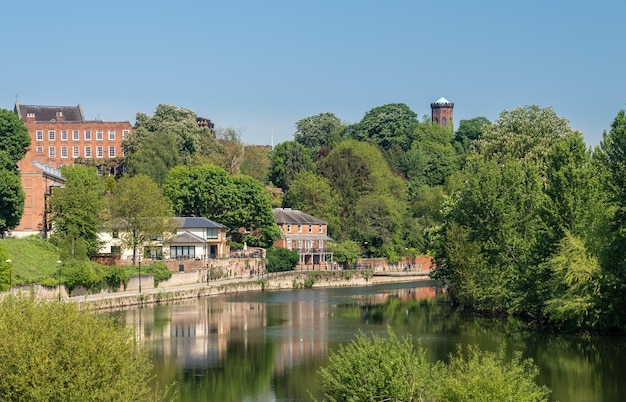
[14,102,84,122]
[273,208,326,225]
[174,216,225,229]
[169,231,206,244]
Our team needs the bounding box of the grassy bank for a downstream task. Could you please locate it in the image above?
[0,237,62,285]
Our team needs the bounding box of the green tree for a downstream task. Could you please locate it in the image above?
[126,130,181,185]
[294,112,344,157]
[282,171,341,237]
[0,109,29,236]
[0,108,30,170]
[0,296,168,401]
[231,175,281,247]
[48,165,105,257]
[348,103,419,152]
[108,174,174,265]
[240,145,272,183]
[269,141,314,190]
[0,170,25,236]
[211,127,245,175]
[453,116,490,155]
[124,104,216,166]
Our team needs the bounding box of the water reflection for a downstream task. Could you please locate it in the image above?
[108,282,626,402]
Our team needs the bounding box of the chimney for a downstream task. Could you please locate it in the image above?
[55,111,65,122]
[26,113,35,123]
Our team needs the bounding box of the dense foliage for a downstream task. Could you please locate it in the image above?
[0,108,29,235]
[265,247,299,272]
[317,328,549,402]
[0,296,168,401]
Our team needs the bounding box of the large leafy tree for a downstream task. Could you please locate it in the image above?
[0,170,25,236]
[230,175,280,247]
[164,165,279,247]
[293,112,344,157]
[282,171,341,237]
[126,131,181,185]
[240,145,272,183]
[269,141,313,190]
[124,104,217,170]
[0,109,30,170]
[108,174,174,265]
[48,165,105,258]
[0,109,29,235]
[347,103,419,152]
[453,116,490,155]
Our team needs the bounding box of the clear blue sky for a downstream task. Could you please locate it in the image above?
[2,0,625,146]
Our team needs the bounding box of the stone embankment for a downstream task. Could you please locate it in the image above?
[72,270,432,310]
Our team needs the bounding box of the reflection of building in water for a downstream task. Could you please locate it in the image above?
[273,298,329,373]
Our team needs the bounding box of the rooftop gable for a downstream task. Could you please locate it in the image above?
[273,208,326,225]
[174,216,226,229]
[15,102,84,122]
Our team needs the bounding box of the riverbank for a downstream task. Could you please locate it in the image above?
[68,269,431,310]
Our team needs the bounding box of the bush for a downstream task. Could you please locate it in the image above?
[318,328,432,402]
[266,247,299,272]
[141,261,173,285]
[317,328,550,402]
[0,296,169,401]
[101,264,130,291]
[61,260,102,293]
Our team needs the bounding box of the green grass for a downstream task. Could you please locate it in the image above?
[0,237,61,285]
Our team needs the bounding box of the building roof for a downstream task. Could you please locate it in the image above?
[434,97,450,104]
[32,161,64,182]
[174,216,225,229]
[14,102,84,122]
[169,231,206,244]
[273,208,327,225]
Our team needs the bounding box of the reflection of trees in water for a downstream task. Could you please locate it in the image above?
[175,340,277,401]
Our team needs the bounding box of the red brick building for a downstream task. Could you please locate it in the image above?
[12,102,132,237]
[272,208,333,269]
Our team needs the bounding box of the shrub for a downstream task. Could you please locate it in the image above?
[317,328,550,402]
[266,247,299,272]
[0,296,169,401]
[61,260,102,293]
[318,328,432,402]
[141,261,173,286]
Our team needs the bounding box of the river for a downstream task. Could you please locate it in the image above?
[108,281,626,401]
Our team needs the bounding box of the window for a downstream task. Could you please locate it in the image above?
[110,246,121,254]
[36,146,43,153]
[122,129,130,140]
[84,146,92,158]
[442,117,447,127]
[96,146,103,158]
[72,130,79,141]
[319,224,323,233]
[206,228,218,239]
[61,130,68,141]
[84,130,91,141]
[48,146,56,158]
[108,146,116,157]
[287,224,291,233]
[36,130,43,141]
[309,224,313,233]
[72,146,80,158]
[48,130,55,141]
[287,239,292,250]
[171,246,195,259]
[96,130,103,141]
[297,240,302,250]
[108,130,115,140]
[298,224,302,233]
[61,146,68,158]
[112,231,119,239]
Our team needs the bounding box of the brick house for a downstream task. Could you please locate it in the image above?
[12,102,131,237]
[272,208,333,268]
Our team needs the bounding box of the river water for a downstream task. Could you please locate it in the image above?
[109,281,626,401]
